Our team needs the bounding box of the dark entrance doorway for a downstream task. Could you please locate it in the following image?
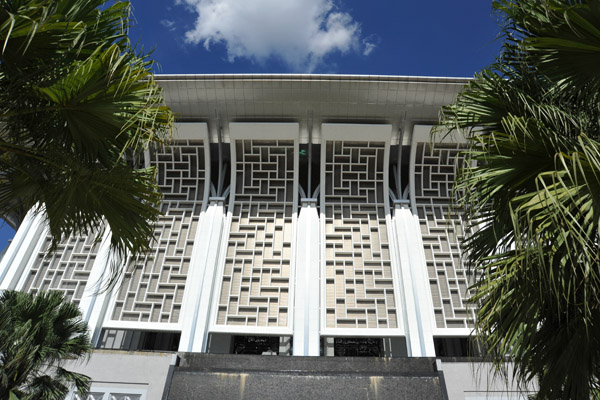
[333,337,383,357]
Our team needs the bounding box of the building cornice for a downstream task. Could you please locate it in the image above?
[155,73,471,85]
[156,74,469,125]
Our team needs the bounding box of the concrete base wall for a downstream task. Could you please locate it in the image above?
[64,349,177,400]
[167,354,445,400]
[62,351,538,400]
[170,372,442,400]
[439,359,537,400]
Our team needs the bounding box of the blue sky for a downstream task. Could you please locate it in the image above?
[129,0,503,76]
[0,0,502,250]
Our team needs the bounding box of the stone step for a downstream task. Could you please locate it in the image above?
[177,353,438,375]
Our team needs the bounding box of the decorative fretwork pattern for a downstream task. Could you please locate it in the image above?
[73,393,106,400]
[110,140,205,324]
[22,232,101,304]
[414,142,474,329]
[216,140,295,327]
[324,141,397,329]
[73,393,142,400]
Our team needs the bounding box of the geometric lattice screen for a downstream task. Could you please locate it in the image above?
[110,140,205,324]
[323,141,398,329]
[73,393,141,400]
[413,142,474,329]
[216,140,295,327]
[22,231,102,305]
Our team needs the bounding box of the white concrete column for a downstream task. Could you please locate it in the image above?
[292,199,320,356]
[393,202,436,356]
[178,199,227,353]
[0,209,46,290]
[387,200,416,357]
[77,229,118,345]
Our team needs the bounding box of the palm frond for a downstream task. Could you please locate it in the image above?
[0,0,174,283]
[0,291,91,399]
[438,0,600,397]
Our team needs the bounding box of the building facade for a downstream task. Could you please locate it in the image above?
[0,74,532,399]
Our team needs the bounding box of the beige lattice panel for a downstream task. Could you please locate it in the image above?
[414,142,474,329]
[323,141,397,329]
[74,393,141,400]
[110,140,205,324]
[73,393,106,400]
[21,232,101,304]
[216,140,294,327]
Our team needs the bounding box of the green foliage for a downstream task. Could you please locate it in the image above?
[0,0,174,265]
[438,0,600,398]
[0,290,92,400]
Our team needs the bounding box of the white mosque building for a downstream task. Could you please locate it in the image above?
[0,74,533,400]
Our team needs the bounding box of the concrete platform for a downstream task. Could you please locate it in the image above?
[167,354,446,400]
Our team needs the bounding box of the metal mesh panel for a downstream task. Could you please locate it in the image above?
[22,232,101,305]
[216,140,294,327]
[414,142,474,329]
[323,141,397,329]
[110,140,205,324]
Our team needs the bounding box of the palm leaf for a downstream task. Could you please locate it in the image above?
[438,0,600,397]
[0,291,91,399]
[0,0,174,279]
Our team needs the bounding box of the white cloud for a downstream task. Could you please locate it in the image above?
[177,0,375,71]
[161,19,176,31]
[362,39,376,56]
[362,34,379,56]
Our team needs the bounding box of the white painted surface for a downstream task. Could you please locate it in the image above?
[179,201,226,352]
[441,361,536,400]
[64,350,176,400]
[174,122,208,140]
[229,122,299,140]
[78,229,116,345]
[321,123,392,142]
[391,203,436,356]
[293,200,320,356]
[0,210,46,290]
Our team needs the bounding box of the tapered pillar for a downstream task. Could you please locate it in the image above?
[78,229,117,345]
[0,209,46,290]
[391,201,436,356]
[293,198,320,356]
[179,199,226,352]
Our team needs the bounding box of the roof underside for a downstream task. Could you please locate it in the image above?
[156,74,469,124]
